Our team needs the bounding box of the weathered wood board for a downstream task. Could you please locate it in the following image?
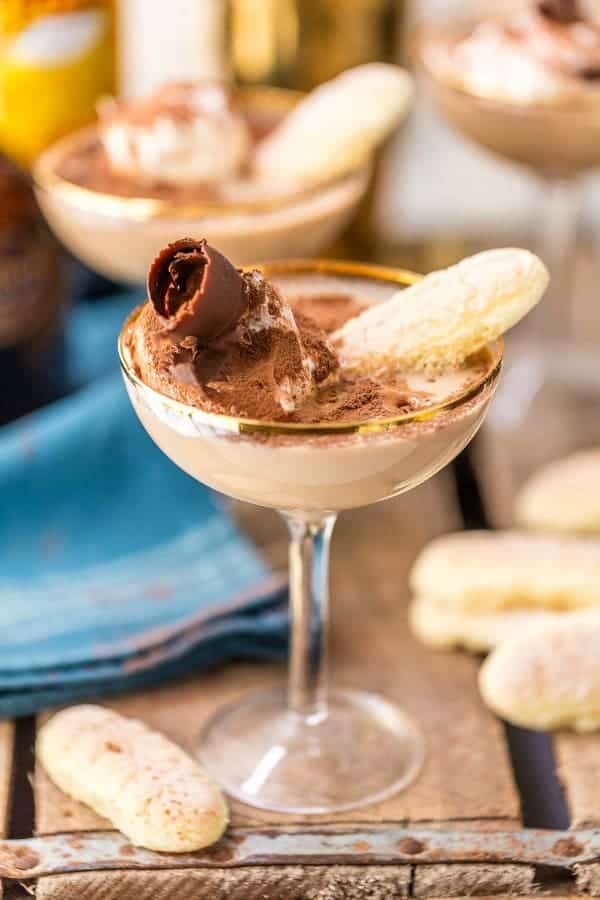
[29,474,527,898]
[0,723,14,899]
[556,734,600,896]
[0,724,14,837]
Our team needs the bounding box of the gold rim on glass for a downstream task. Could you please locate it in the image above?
[33,86,370,222]
[119,258,503,436]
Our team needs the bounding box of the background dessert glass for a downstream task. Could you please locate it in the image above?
[119,258,503,814]
[33,87,371,283]
[417,21,600,395]
[417,13,600,522]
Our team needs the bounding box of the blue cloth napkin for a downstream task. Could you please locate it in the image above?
[0,294,287,718]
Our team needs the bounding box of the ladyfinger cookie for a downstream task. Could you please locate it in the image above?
[255,63,413,184]
[409,594,559,652]
[410,530,600,612]
[37,705,228,852]
[479,612,600,732]
[334,248,548,374]
[515,448,600,534]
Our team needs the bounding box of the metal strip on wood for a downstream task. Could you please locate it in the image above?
[0,827,598,880]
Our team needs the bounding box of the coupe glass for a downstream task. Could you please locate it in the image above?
[417,21,600,410]
[118,259,503,814]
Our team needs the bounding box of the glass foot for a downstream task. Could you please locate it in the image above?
[196,687,424,814]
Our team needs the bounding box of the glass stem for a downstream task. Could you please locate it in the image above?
[283,512,337,720]
[532,177,582,342]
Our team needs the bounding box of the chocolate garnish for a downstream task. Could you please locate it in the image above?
[579,66,600,79]
[537,0,581,24]
[148,238,247,340]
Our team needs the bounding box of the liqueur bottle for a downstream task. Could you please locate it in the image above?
[0,157,65,424]
[0,0,115,167]
[228,0,405,89]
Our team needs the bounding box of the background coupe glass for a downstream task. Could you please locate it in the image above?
[33,87,370,282]
[417,9,600,517]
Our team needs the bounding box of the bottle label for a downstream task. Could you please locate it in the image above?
[0,0,115,166]
[1,1,109,33]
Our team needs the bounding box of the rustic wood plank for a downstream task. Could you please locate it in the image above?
[412,864,536,897]
[557,652,600,893]
[34,474,519,897]
[0,721,15,899]
[555,734,600,829]
[35,865,411,900]
[36,889,585,900]
[0,723,14,839]
[576,863,600,896]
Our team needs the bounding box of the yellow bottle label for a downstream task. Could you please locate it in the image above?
[0,0,114,167]
[1,1,106,32]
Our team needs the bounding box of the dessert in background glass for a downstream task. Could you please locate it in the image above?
[419,0,600,518]
[34,64,413,282]
[419,0,600,394]
[118,238,549,813]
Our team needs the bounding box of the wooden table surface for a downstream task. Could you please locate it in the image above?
[0,451,596,898]
[3,237,600,898]
[32,471,524,898]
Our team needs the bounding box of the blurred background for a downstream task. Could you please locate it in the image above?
[3,0,599,420]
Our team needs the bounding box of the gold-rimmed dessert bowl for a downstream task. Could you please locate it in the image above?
[34,88,371,283]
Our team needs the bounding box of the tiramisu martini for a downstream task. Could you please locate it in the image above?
[34,64,413,281]
[119,240,547,814]
[421,0,600,427]
[419,0,600,175]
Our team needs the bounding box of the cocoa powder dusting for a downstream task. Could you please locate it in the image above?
[127,288,437,423]
[291,293,366,333]
[292,310,339,382]
[58,139,220,202]
[130,274,336,420]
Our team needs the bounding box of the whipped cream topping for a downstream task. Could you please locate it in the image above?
[425,1,600,105]
[517,4,600,78]
[440,21,569,103]
[99,82,250,185]
[242,271,333,413]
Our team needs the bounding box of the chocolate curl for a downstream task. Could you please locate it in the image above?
[148,239,247,339]
[537,0,581,24]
